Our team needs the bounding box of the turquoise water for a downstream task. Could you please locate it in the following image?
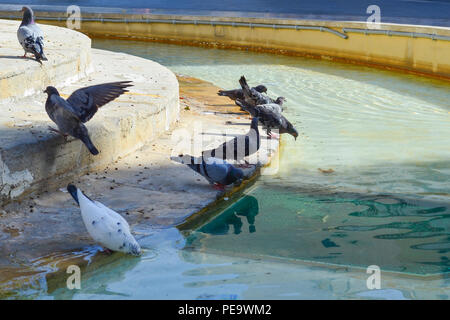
[6,40,449,299]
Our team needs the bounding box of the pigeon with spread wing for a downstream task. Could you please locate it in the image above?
[44,81,133,155]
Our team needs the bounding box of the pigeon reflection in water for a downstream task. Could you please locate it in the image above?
[199,195,259,235]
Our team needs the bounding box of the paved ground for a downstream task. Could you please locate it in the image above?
[1,1,449,26]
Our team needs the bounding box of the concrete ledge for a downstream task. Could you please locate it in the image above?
[0,19,92,101]
[0,43,179,205]
[1,12,449,80]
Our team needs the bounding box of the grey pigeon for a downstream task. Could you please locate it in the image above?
[239,76,286,108]
[171,155,244,190]
[17,6,47,62]
[202,117,260,166]
[218,85,267,101]
[236,100,298,140]
[44,81,133,155]
[239,101,284,117]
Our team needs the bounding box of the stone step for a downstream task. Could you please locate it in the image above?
[0,21,180,205]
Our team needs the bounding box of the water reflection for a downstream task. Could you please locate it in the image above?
[188,184,450,275]
[198,196,259,235]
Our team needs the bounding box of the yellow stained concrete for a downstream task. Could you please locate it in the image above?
[13,12,449,81]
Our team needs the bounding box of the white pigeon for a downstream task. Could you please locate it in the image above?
[17,6,47,62]
[67,184,141,256]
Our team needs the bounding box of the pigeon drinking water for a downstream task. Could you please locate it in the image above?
[44,81,133,155]
[17,6,47,62]
[202,117,260,167]
[67,184,141,256]
[170,155,244,190]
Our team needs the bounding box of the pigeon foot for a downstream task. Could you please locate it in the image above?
[48,126,69,141]
[212,184,226,191]
[236,161,253,169]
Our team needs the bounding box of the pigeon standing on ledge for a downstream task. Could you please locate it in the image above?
[218,84,267,102]
[67,184,141,256]
[17,6,47,62]
[239,100,285,117]
[170,155,244,190]
[238,75,286,108]
[44,81,133,155]
[236,100,298,140]
[202,117,260,167]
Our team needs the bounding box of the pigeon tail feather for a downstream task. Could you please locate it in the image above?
[80,135,99,155]
[67,184,79,205]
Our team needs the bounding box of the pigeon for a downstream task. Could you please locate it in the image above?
[202,117,260,167]
[44,81,133,155]
[67,184,141,256]
[170,155,244,190]
[218,84,267,101]
[239,101,284,117]
[236,100,298,140]
[17,6,47,62]
[238,75,286,108]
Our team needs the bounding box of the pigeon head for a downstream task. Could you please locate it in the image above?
[255,85,267,93]
[128,241,142,256]
[20,6,34,25]
[275,97,286,105]
[287,124,299,140]
[44,86,59,96]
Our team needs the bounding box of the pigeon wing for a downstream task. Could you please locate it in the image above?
[203,159,230,184]
[81,198,132,251]
[258,103,282,115]
[94,201,130,228]
[66,81,133,122]
[47,94,81,123]
[17,26,38,53]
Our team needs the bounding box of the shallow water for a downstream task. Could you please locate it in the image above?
[4,39,449,299]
